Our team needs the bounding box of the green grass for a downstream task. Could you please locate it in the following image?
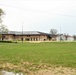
[0,42,76,67]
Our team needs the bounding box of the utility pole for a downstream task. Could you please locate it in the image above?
[22,22,23,43]
[60,26,61,42]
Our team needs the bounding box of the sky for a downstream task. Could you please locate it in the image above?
[0,0,76,35]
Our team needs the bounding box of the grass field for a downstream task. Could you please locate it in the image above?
[0,42,76,72]
[0,42,76,75]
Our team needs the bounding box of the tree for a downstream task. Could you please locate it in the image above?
[50,29,57,41]
[64,34,69,41]
[73,35,76,41]
[0,24,8,41]
[0,24,8,33]
[50,29,57,35]
[0,8,8,41]
[0,34,2,40]
[0,8,5,23]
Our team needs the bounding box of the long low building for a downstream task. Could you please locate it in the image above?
[0,31,74,41]
[0,31,51,41]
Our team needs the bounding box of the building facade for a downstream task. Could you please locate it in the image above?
[0,31,74,41]
[0,31,50,41]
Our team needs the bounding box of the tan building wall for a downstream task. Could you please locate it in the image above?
[3,34,14,41]
[3,34,48,41]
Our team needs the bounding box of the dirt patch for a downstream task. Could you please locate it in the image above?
[0,62,76,75]
[29,66,76,75]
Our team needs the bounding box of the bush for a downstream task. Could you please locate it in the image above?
[0,41,13,43]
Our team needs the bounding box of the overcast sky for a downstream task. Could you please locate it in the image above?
[0,0,76,35]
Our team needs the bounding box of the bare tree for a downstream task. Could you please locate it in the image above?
[50,29,57,35]
[50,29,57,41]
[73,35,76,41]
[64,34,69,41]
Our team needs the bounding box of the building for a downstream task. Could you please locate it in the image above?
[56,34,74,41]
[0,31,74,41]
[0,31,51,41]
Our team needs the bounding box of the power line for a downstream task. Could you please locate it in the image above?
[0,3,76,17]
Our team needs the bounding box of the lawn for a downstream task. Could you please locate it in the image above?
[0,42,76,70]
